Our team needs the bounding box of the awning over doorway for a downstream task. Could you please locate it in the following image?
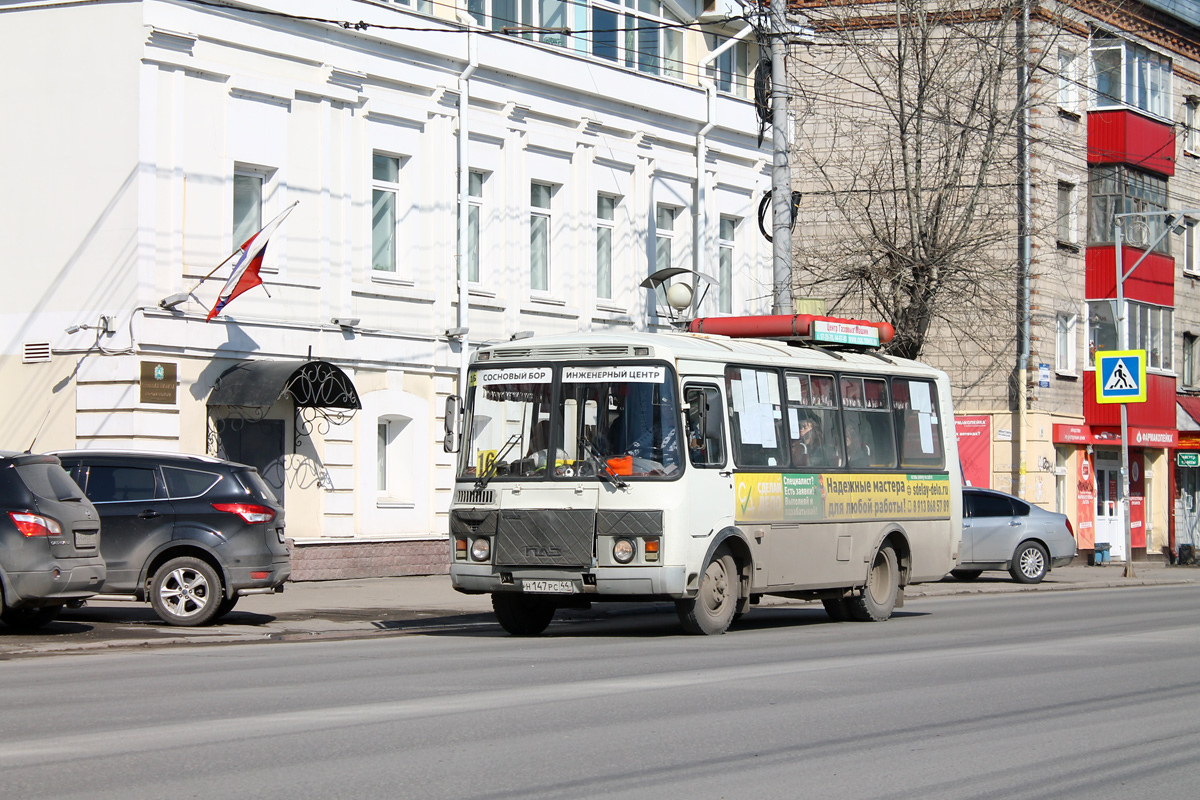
[207,360,361,410]
[1178,396,1200,432]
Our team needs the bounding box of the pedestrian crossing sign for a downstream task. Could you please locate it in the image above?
[1095,350,1146,404]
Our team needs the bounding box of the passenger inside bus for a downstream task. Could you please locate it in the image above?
[845,423,871,468]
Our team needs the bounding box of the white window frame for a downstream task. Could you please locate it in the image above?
[1057,180,1078,246]
[708,34,749,98]
[1185,220,1200,277]
[1057,47,1079,114]
[596,194,618,301]
[377,415,414,506]
[467,170,485,284]
[372,152,402,274]
[1090,31,1173,120]
[1055,311,1078,376]
[589,0,683,79]
[232,164,265,252]
[1183,332,1198,388]
[653,203,677,307]
[387,0,433,12]
[530,181,554,294]
[1187,97,1199,155]
[718,215,738,313]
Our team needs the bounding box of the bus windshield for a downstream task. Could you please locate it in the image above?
[459,364,681,481]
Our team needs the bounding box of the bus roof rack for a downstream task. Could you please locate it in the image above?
[687,314,894,350]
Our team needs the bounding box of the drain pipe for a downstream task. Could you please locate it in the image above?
[455,25,478,398]
[1016,0,1031,499]
[695,26,754,314]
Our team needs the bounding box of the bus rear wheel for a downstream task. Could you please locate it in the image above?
[492,593,556,636]
[676,551,738,635]
[848,544,899,622]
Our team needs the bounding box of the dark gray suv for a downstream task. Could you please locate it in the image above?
[53,450,289,626]
[1,452,106,629]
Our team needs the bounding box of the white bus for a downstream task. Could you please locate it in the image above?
[445,315,962,635]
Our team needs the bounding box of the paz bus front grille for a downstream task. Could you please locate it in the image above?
[494,509,596,567]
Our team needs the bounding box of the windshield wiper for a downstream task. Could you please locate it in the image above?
[580,437,628,489]
[475,433,523,491]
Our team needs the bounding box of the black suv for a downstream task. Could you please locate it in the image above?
[1,452,106,629]
[53,450,289,626]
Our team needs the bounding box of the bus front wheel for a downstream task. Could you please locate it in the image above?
[848,545,899,622]
[492,593,556,636]
[676,551,738,635]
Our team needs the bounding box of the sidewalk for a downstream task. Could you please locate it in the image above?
[6,561,1195,657]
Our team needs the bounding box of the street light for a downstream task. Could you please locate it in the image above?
[1112,207,1198,578]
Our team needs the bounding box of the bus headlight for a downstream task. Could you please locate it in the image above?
[612,538,636,564]
[471,537,491,562]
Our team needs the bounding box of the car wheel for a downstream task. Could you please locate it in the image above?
[822,597,852,621]
[848,545,900,622]
[950,569,983,581]
[676,550,738,635]
[0,604,62,631]
[1010,541,1049,584]
[151,557,223,626]
[492,593,556,636]
[214,594,239,620]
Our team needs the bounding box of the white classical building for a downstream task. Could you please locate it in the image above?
[0,0,775,577]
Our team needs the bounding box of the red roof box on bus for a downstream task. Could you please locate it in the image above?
[687,314,895,347]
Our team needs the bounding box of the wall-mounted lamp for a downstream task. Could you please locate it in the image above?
[640,267,718,325]
[331,317,360,328]
[65,316,114,335]
[445,326,468,340]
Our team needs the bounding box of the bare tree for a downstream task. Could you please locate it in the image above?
[788,0,1061,383]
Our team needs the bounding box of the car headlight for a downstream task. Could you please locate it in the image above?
[612,538,636,564]
[470,537,491,562]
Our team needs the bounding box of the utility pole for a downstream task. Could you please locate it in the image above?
[770,0,794,315]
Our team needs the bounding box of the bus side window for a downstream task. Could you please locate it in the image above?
[684,385,726,468]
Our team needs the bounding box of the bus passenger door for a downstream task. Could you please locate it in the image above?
[683,383,734,545]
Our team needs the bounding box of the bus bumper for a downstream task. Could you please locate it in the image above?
[450,564,688,598]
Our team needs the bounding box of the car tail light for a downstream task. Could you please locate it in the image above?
[1065,517,1074,537]
[9,511,63,537]
[212,503,276,524]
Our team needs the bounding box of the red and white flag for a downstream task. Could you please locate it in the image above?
[206,202,298,321]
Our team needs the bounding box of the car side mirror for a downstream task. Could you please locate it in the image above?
[444,395,463,453]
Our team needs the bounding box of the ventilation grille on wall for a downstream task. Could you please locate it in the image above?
[22,342,51,364]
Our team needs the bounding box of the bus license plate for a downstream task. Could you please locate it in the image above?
[522,580,576,595]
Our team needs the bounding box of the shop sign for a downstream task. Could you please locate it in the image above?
[1178,452,1200,468]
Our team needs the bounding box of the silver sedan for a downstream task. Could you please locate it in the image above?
[952,487,1077,583]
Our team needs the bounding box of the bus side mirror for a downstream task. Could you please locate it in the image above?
[444,395,463,453]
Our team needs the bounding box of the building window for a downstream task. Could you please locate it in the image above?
[1056,312,1078,375]
[1087,300,1117,368]
[590,0,682,78]
[596,194,616,300]
[1184,333,1198,388]
[1090,31,1172,119]
[468,0,569,47]
[530,182,553,293]
[653,204,676,307]
[1089,299,1173,372]
[467,170,484,283]
[387,0,433,12]
[708,35,749,98]
[1088,165,1170,253]
[1187,98,1199,154]
[718,215,737,313]
[372,153,401,273]
[232,168,263,249]
[1057,47,1078,113]
[377,416,414,504]
[1186,220,1199,277]
[1057,181,1077,245]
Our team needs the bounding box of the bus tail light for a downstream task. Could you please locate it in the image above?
[644,538,660,562]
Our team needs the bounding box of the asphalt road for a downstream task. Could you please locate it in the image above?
[2,583,1199,799]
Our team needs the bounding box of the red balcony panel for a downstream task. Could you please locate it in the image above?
[1084,246,1174,306]
[1083,372,1176,427]
[1087,110,1176,176]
